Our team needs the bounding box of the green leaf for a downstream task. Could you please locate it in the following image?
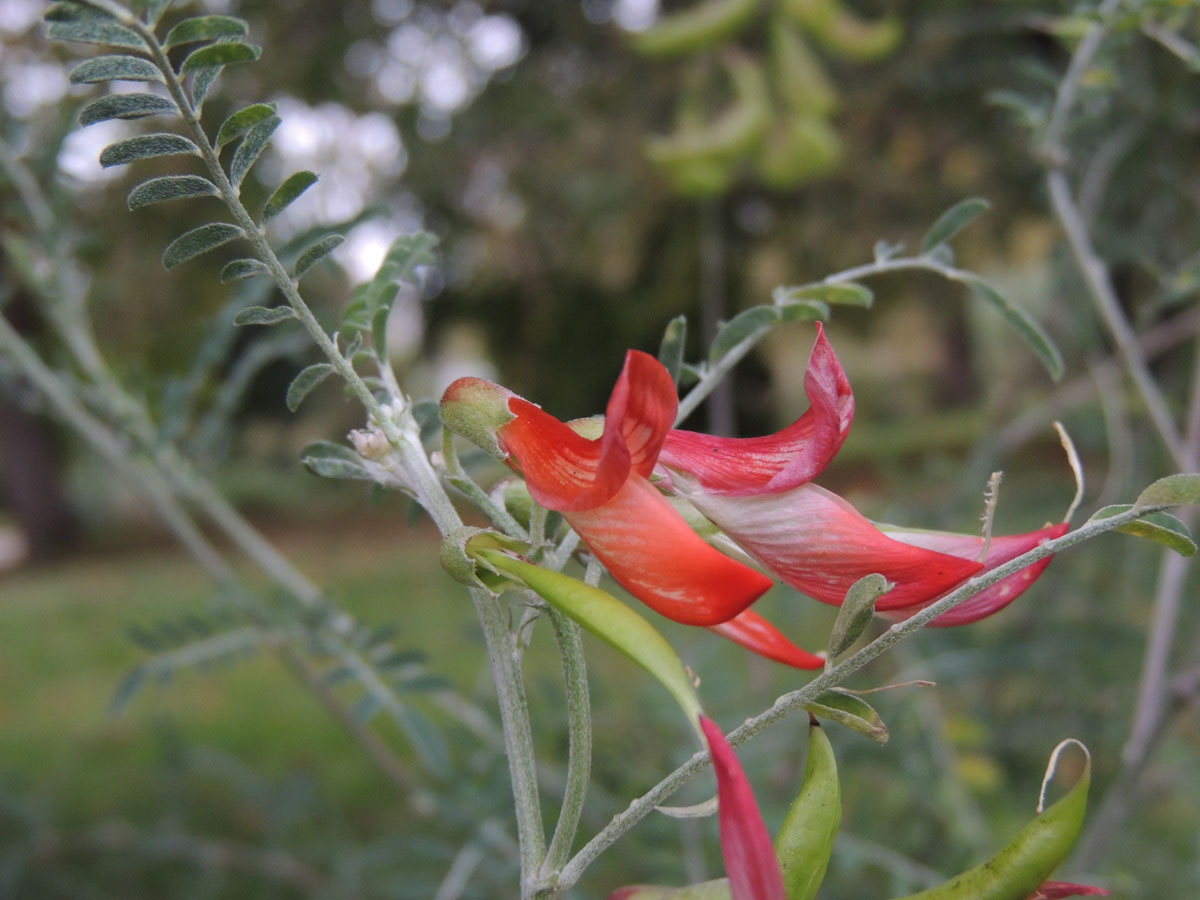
[827,573,891,659]
[180,41,261,73]
[952,273,1064,381]
[221,259,270,284]
[778,299,830,322]
[293,234,345,280]
[163,14,249,48]
[127,175,218,209]
[190,64,222,109]
[100,132,198,167]
[79,92,176,126]
[708,306,780,365]
[804,688,889,744]
[774,282,874,307]
[1135,473,1200,509]
[921,197,991,252]
[215,102,276,149]
[70,55,162,84]
[658,315,687,386]
[229,114,280,188]
[45,4,145,50]
[261,171,318,223]
[162,223,243,269]
[232,304,295,325]
[1088,505,1196,556]
[301,441,373,481]
[286,363,336,412]
[471,540,704,732]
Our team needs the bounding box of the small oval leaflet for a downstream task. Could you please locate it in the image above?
[179,42,262,74]
[229,115,281,189]
[163,14,249,49]
[45,5,145,50]
[70,55,163,85]
[286,363,336,412]
[232,305,297,326]
[162,223,244,269]
[709,306,782,365]
[302,441,374,481]
[774,281,874,308]
[221,259,270,284]
[952,272,1064,381]
[921,197,991,253]
[657,315,687,386]
[1134,472,1200,510]
[215,103,277,149]
[1087,504,1197,556]
[804,688,889,744]
[261,171,319,223]
[293,234,346,280]
[127,175,218,209]
[79,92,177,126]
[827,573,891,660]
[100,133,199,168]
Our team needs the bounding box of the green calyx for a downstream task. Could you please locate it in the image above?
[439,377,516,461]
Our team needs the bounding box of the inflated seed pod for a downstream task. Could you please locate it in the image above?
[754,113,842,189]
[782,0,902,62]
[645,54,771,196]
[774,720,841,900]
[768,18,837,117]
[629,0,758,60]
[889,741,1094,900]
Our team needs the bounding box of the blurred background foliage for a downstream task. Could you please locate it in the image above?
[2,0,1200,897]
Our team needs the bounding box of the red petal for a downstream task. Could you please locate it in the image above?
[1027,882,1111,899]
[567,477,773,626]
[498,350,676,512]
[660,325,853,495]
[681,482,982,610]
[608,350,679,478]
[700,716,787,900]
[881,523,1069,626]
[709,609,825,669]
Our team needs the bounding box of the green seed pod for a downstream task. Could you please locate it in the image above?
[783,0,902,62]
[645,55,772,196]
[629,0,758,59]
[775,720,841,900]
[890,741,1093,900]
[755,113,843,190]
[768,18,837,117]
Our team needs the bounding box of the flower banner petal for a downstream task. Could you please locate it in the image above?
[567,476,773,626]
[679,480,982,611]
[660,325,853,495]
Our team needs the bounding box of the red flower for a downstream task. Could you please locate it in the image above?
[1028,882,1111,899]
[443,325,1066,667]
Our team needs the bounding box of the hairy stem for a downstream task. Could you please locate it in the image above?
[557,501,1177,888]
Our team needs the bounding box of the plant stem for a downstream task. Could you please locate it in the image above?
[540,610,592,879]
[556,500,1177,889]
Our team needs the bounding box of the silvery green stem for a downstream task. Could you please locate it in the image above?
[556,500,1175,889]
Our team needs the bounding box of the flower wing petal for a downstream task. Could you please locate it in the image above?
[700,716,787,900]
[567,477,773,626]
[681,481,982,610]
[708,609,825,669]
[660,325,853,495]
[1028,882,1111,899]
